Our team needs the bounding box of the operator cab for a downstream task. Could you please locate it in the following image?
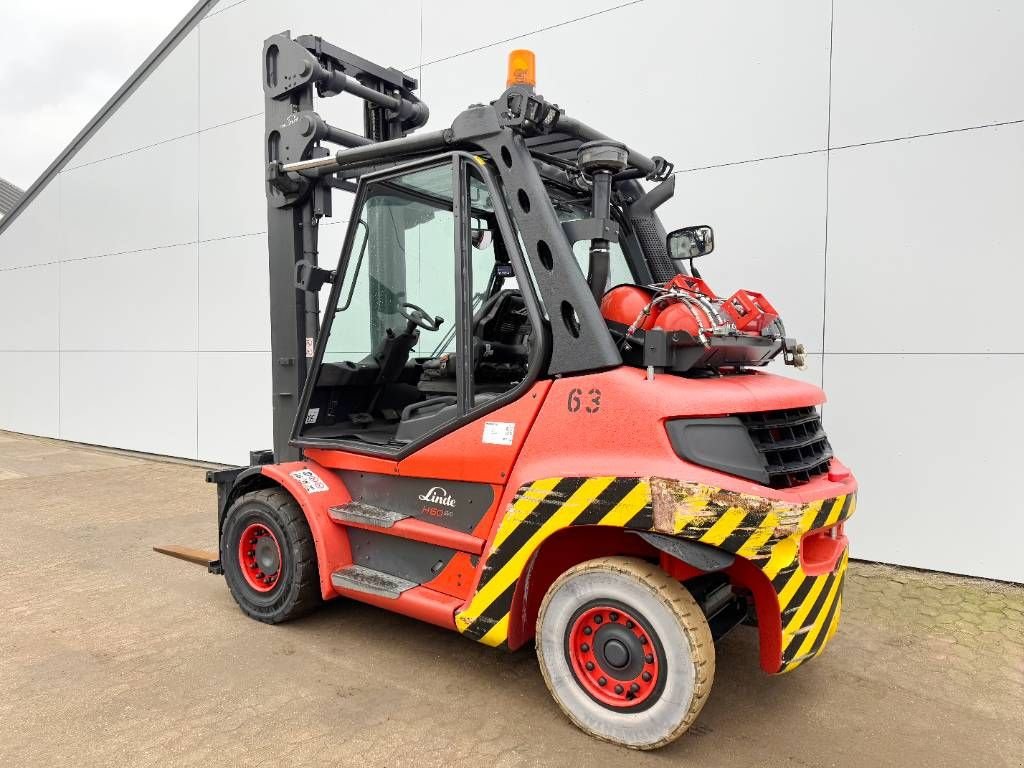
[301,160,527,448]
[298,156,642,452]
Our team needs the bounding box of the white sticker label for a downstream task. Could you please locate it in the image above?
[290,468,329,494]
[304,407,320,425]
[305,337,315,357]
[482,421,516,446]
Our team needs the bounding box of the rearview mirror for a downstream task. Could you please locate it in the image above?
[471,227,493,250]
[667,225,714,261]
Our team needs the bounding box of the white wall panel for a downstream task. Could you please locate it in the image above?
[0,179,62,269]
[198,116,265,241]
[205,0,245,18]
[0,263,60,351]
[197,351,272,464]
[830,0,1024,147]
[668,152,827,351]
[198,0,420,130]
[768,351,823,391]
[66,29,200,169]
[421,0,831,170]
[824,353,1023,584]
[826,123,1024,354]
[60,245,198,352]
[60,134,199,261]
[58,159,122,261]
[0,352,59,438]
[420,0,627,64]
[198,234,270,351]
[59,351,198,458]
[313,2,421,70]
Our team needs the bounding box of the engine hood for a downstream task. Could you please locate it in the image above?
[631,367,825,418]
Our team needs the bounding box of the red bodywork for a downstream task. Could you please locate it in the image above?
[246,366,855,672]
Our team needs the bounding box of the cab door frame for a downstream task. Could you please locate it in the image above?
[291,151,549,461]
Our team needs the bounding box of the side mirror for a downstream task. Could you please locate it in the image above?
[667,225,714,261]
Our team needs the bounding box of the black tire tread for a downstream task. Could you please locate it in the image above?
[223,488,322,624]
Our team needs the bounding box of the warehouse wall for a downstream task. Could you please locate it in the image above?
[1,0,1021,582]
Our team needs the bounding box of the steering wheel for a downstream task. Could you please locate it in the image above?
[398,302,444,332]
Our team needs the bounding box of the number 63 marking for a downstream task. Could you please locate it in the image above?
[567,387,602,414]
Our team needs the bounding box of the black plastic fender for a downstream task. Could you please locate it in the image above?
[632,531,735,572]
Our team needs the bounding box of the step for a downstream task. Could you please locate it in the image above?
[329,501,409,529]
[329,503,486,555]
[331,565,418,599]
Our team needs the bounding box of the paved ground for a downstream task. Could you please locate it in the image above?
[1,430,1022,767]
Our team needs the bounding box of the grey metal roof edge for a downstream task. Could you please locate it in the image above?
[0,0,219,239]
[0,177,24,216]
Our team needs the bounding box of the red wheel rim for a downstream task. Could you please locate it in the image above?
[237,522,282,593]
[567,605,661,709]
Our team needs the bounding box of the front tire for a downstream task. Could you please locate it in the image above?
[222,488,322,624]
[536,556,715,750]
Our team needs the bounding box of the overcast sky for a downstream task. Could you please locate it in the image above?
[0,1,196,189]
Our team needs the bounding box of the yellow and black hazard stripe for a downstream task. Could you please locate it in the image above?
[772,549,849,672]
[455,477,652,646]
[796,492,856,539]
[661,484,856,558]
[455,475,856,664]
[758,493,855,671]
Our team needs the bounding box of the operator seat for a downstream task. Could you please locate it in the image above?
[473,288,524,341]
[393,289,530,443]
[471,289,530,367]
[393,392,502,443]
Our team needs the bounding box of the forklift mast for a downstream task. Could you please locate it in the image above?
[262,32,677,462]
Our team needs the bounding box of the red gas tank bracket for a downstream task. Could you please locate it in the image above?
[665,274,720,299]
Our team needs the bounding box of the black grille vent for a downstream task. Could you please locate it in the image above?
[739,407,832,489]
[630,215,676,282]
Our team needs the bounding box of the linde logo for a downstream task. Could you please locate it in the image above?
[417,486,456,508]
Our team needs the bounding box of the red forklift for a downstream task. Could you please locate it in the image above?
[161,36,857,749]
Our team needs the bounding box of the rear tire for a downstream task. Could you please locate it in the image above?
[536,556,715,750]
[222,488,322,624]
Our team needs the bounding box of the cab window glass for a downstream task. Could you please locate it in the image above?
[326,165,456,362]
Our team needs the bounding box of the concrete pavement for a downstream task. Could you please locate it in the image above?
[1,430,1021,767]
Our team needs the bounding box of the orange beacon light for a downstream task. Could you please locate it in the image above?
[506,49,537,87]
